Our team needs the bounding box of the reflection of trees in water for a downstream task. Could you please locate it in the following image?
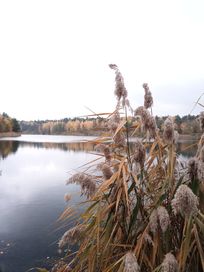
[177,142,197,158]
[0,140,197,159]
[44,142,95,152]
[0,140,96,159]
[129,141,197,159]
[0,141,19,159]
[19,141,95,152]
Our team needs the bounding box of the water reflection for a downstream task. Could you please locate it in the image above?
[0,138,199,161]
[21,141,96,153]
[0,136,96,272]
[177,141,198,158]
[0,141,19,159]
[0,140,96,160]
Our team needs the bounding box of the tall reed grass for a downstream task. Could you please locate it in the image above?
[52,65,204,272]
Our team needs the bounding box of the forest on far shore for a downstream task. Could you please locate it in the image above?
[0,112,201,136]
[19,114,201,136]
[0,112,21,134]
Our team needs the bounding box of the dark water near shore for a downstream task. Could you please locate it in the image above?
[0,135,97,272]
[0,135,197,272]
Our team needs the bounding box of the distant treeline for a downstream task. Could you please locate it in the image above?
[156,115,200,134]
[19,114,201,135]
[20,117,106,135]
[0,112,21,133]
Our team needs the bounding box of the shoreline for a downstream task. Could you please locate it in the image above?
[0,132,21,138]
[1,131,200,142]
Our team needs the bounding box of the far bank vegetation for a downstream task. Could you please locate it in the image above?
[20,114,200,136]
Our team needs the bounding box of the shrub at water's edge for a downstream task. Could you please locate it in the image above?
[48,65,204,272]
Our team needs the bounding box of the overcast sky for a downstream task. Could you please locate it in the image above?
[0,0,204,121]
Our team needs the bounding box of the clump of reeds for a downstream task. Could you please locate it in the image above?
[53,65,204,272]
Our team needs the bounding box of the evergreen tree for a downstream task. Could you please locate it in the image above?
[11,118,21,132]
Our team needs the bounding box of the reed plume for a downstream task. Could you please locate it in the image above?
[171,184,198,217]
[163,116,175,144]
[134,106,157,137]
[67,173,96,198]
[149,206,170,234]
[143,83,153,109]
[161,253,178,272]
[109,64,127,102]
[58,225,84,249]
[124,252,140,272]
[132,139,145,169]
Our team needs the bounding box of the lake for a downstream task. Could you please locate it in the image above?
[0,135,97,272]
[0,135,197,272]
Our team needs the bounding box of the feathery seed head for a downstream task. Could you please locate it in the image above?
[103,146,111,161]
[113,132,126,147]
[95,144,112,161]
[109,64,128,101]
[143,83,153,109]
[148,115,157,137]
[171,184,198,217]
[59,225,83,248]
[67,173,96,198]
[134,106,156,137]
[101,163,113,180]
[108,111,121,131]
[163,117,175,144]
[109,64,118,70]
[149,209,158,234]
[132,140,146,169]
[134,106,149,122]
[94,143,106,152]
[157,206,170,233]
[188,157,198,180]
[149,206,170,234]
[108,121,118,131]
[143,83,149,90]
[161,253,178,272]
[124,252,140,272]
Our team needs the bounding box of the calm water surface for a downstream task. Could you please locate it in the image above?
[0,135,197,272]
[0,135,97,272]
